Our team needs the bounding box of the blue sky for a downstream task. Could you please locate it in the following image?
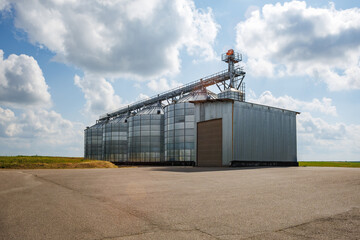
[0,0,359,160]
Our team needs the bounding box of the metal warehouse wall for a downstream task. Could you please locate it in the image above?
[233,102,297,164]
[194,101,233,166]
[193,100,297,166]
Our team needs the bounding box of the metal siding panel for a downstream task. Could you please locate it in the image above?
[233,105,239,159]
[248,105,254,160]
[238,105,244,160]
[294,114,298,161]
[223,103,233,166]
[279,113,284,161]
[245,106,254,160]
[243,105,251,161]
[260,109,266,161]
[278,111,283,161]
[233,104,242,160]
[276,112,281,161]
[232,102,297,163]
[266,112,271,161]
[282,114,287,161]
[242,106,248,160]
[255,109,262,161]
[194,101,233,166]
[250,106,256,161]
[249,106,253,159]
[277,111,283,161]
[284,114,289,161]
[239,105,247,160]
[286,114,291,161]
[238,105,244,161]
[195,101,298,164]
[239,105,246,161]
[271,111,276,162]
[193,105,198,164]
[292,114,296,160]
[242,106,247,160]
[265,109,271,161]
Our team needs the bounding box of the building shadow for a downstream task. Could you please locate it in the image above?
[148,166,280,173]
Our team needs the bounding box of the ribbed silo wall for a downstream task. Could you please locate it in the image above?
[232,101,297,165]
[128,112,164,162]
[84,128,89,159]
[85,123,104,160]
[164,102,195,162]
[104,116,128,162]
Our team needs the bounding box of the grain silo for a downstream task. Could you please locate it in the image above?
[104,115,128,163]
[84,122,105,160]
[164,89,217,164]
[127,104,164,163]
[87,49,299,167]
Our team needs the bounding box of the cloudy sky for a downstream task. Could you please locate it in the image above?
[0,0,359,160]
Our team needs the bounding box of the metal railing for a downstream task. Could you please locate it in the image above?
[99,67,245,121]
[221,53,242,63]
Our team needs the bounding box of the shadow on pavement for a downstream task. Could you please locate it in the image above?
[148,166,283,173]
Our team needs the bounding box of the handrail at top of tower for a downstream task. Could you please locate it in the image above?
[99,67,245,121]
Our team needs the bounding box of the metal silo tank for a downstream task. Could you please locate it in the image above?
[104,115,128,163]
[84,127,90,159]
[164,90,217,163]
[128,105,164,163]
[86,122,105,160]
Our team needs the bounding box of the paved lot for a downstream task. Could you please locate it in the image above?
[0,167,359,240]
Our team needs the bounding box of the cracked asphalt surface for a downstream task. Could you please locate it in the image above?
[0,167,359,240]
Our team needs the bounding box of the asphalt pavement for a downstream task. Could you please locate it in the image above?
[0,166,359,239]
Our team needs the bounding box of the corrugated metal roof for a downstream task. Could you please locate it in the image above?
[137,104,164,115]
[109,115,127,123]
[220,87,242,93]
[190,99,300,114]
[89,121,105,129]
[177,89,217,103]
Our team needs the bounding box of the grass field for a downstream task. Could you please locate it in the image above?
[1,156,359,169]
[0,156,117,169]
[299,161,360,168]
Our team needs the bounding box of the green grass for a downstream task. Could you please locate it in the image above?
[299,161,360,168]
[0,156,117,169]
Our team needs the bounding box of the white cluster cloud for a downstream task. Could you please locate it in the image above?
[0,49,83,155]
[0,106,84,155]
[147,78,182,92]
[0,50,51,108]
[250,91,360,160]
[0,107,81,141]
[236,1,360,90]
[0,106,17,137]
[298,112,360,160]
[137,93,150,101]
[74,73,122,115]
[249,90,337,116]
[298,112,346,141]
[0,0,9,10]
[4,0,219,79]
[1,0,219,116]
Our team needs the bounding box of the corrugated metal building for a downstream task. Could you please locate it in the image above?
[193,99,298,167]
[128,105,165,163]
[84,49,299,167]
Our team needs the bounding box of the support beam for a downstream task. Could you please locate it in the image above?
[99,68,245,121]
